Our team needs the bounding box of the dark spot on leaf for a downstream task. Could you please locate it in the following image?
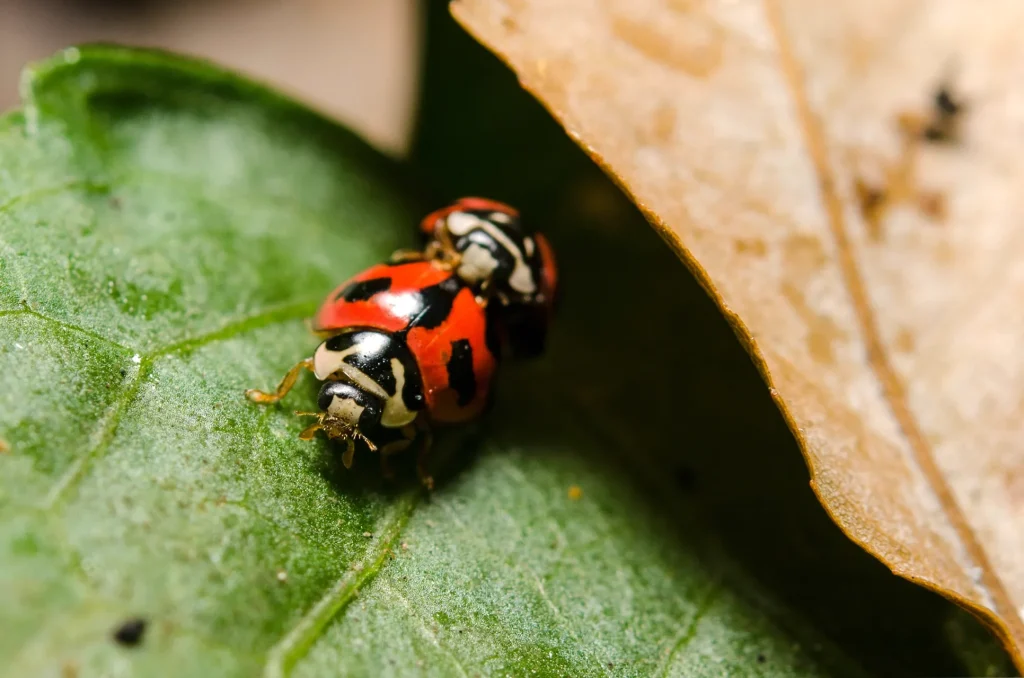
[112,617,147,647]
[757,653,766,663]
[119,368,127,378]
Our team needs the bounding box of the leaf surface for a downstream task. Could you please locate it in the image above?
[451,0,1024,667]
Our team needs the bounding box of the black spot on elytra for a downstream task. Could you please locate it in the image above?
[336,277,392,303]
[112,617,147,647]
[405,276,462,330]
[446,338,476,406]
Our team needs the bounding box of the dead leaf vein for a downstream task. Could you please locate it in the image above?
[763,0,1024,661]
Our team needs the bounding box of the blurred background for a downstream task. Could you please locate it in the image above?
[0,0,421,155]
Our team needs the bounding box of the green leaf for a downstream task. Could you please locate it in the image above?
[0,35,1013,678]
[0,45,417,676]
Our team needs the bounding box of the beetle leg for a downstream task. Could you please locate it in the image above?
[389,248,427,264]
[379,448,396,480]
[415,418,435,490]
[427,232,463,272]
[378,431,414,483]
[294,411,324,441]
[246,358,314,404]
[341,438,356,469]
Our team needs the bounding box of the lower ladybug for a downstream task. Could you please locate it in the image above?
[245,260,499,489]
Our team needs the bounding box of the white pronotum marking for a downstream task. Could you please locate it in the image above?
[382,358,415,427]
[444,211,536,294]
[326,396,366,426]
[313,337,416,428]
[457,243,500,284]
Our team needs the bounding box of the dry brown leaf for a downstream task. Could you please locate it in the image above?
[452,0,1024,666]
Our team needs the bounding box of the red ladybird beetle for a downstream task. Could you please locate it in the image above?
[398,197,558,358]
[416,197,556,307]
[245,260,499,489]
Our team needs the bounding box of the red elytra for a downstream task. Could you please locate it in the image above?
[533,232,558,308]
[418,196,519,237]
[313,261,497,424]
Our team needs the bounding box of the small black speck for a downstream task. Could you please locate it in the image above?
[757,653,766,664]
[862,188,886,211]
[608,663,615,669]
[119,368,127,378]
[674,465,697,492]
[934,86,960,117]
[112,617,147,647]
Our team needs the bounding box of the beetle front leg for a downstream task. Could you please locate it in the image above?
[245,357,314,404]
[389,248,427,264]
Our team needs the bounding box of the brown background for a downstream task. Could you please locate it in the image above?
[0,0,420,154]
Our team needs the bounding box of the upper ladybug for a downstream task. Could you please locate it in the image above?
[418,197,557,311]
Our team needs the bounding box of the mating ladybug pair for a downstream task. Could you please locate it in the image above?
[245,198,557,488]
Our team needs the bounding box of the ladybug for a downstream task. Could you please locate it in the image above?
[245,260,499,489]
[397,197,559,358]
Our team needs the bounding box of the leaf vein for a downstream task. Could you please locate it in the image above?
[42,360,148,509]
[0,308,132,351]
[41,301,318,507]
[0,179,106,216]
[0,237,29,303]
[386,585,472,678]
[655,587,720,677]
[263,492,419,678]
[151,299,319,358]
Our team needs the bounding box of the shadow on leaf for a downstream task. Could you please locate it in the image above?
[407,2,1017,676]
